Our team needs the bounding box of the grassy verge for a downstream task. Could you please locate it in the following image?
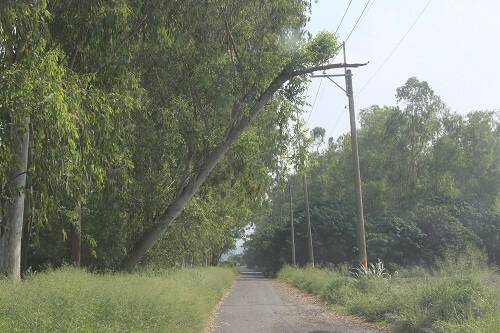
[0,267,236,333]
[278,263,499,333]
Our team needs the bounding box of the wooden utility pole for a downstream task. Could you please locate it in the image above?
[302,173,314,267]
[288,181,296,266]
[344,68,368,268]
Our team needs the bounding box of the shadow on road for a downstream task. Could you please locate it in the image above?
[238,271,266,280]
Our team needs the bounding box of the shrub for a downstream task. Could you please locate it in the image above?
[278,262,499,333]
[421,277,485,321]
[321,275,355,305]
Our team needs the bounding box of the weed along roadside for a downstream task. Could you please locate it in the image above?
[277,257,500,333]
[0,267,237,333]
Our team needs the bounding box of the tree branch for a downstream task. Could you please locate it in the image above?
[176,148,193,198]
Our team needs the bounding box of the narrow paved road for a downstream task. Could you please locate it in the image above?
[213,268,387,333]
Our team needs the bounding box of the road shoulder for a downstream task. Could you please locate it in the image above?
[275,280,391,333]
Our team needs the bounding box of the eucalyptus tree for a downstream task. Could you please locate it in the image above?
[0,1,53,280]
[392,77,446,205]
[1,0,367,275]
[121,2,361,270]
[1,0,139,278]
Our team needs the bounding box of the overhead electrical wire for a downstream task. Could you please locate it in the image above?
[356,0,433,96]
[306,79,323,125]
[326,0,373,134]
[345,0,373,43]
[335,0,354,34]
[307,0,371,127]
[306,0,355,126]
[330,104,348,136]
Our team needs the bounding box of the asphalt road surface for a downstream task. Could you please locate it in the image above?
[213,268,387,333]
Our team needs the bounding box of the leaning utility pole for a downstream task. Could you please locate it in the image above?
[288,181,296,266]
[302,173,314,267]
[309,42,368,268]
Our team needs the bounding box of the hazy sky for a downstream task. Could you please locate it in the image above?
[304,0,500,139]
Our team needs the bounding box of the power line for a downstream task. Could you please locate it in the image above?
[345,0,372,42]
[306,0,356,126]
[366,0,376,16]
[335,0,354,34]
[306,79,323,124]
[357,0,433,96]
[330,105,348,136]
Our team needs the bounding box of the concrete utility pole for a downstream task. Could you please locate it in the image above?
[288,181,296,266]
[344,68,367,268]
[310,42,368,268]
[302,173,314,267]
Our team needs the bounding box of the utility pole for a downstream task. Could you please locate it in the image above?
[302,173,314,267]
[343,41,367,268]
[309,42,368,268]
[288,181,296,266]
[345,68,367,268]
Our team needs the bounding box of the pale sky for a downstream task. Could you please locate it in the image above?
[305,0,500,139]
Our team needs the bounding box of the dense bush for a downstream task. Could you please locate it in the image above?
[278,261,500,333]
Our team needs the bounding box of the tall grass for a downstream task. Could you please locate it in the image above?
[278,262,500,333]
[0,267,236,333]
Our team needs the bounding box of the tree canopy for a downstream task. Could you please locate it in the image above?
[2,2,497,280]
[0,0,350,278]
[244,78,500,273]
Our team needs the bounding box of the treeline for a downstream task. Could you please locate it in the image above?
[0,0,343,279]
[244,78,500,272]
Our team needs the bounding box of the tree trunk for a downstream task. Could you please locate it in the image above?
[21,184,33,275]
[303,173,314,267]
[21,125,34,276]
[0,116,30,281]
[70,201,82,267]
[0,203,4,270]
[121,62,367,271]
[289,181,296,266]
[122,71,289,271]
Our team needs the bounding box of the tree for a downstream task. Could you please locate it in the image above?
[2,1,374,275]
[393,77,446,204]
[122,27,358,269]
[311,126,326,152]
[1,0,139,277]
[0,1,47,280]
[244,77,500,270]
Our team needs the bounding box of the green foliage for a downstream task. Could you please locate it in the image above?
[2,0,340,272]
[278,259,500,333]
[0,267,236,332]
[290,31,338,69]
[245,78,500,272]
